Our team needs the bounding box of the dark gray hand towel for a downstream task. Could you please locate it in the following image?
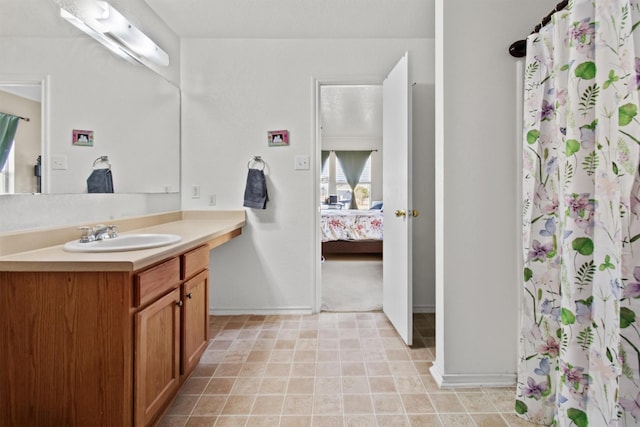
[243,168,268,209]
[87,168,114,193]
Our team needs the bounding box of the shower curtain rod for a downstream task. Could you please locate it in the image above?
[0,112,30,122]
[508,0,569,58]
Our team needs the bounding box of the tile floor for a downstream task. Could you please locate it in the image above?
[156,312,533,427]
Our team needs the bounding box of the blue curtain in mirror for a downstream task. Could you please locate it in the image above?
[0,113,20,171]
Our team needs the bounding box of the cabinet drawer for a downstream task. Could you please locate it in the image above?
[135,257,180,307]
[181,245,209,280]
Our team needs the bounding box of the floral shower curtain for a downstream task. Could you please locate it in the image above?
[517,0,640,425]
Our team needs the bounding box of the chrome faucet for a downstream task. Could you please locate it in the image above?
[78,224,118,243]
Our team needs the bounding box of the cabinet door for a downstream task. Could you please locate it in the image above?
[182,269,209,375]
[134,287,181,427]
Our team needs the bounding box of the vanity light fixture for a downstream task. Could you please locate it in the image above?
[60,1,169,67]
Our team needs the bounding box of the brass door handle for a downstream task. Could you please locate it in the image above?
[411,210,419,217]
[395,209,406,217]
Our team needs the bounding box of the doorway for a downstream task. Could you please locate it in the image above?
[317,84,384,312]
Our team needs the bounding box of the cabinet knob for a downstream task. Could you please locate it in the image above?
[187,292,193,299]
[176,300,183,307]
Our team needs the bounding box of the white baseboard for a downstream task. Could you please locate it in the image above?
[413,304,435,313]
[429,363,516,389]
[210,307,314,316]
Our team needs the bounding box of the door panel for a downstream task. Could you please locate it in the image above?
[382,52,413,345]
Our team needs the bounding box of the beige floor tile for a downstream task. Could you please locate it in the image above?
[401,393,436,414]
[294,350,316,363]
[439,413,475,426]
[314,394,344,414]
[185,416,217,427]
[192,395,227,416]
[501,413,539,426]
[318,349,340,362]
[166,394,200,415]
[238,362,267,377]
[264,362,291,377]
[376,414,411,426]
[389,361,418,376]
[315,377,342,394]
[345,414,377,426]
[258,377,287,394]
[472,413,510,427]
[316,362,342,377]
[214,363,243,378]
[244,415,279,426]
[429,393,466,413]
[369,376,397,393]
[155,415,188,427]
[407,414,444,427]
[394,376,427,394]
[372,393,404,414]
[221,395,255,415]
[280,415,312,426]
[283,395,314,415]
[230,378,260,395]
[291,362,316,377]
[269,349,294,363]
[365,361,392,376]
[251,395,284,415]
[157,314,524,427]
[287,377,315,394]
[180,378,211,395]
[342,362,367,376]
[484,389,518,413]
[204,378,235,395]
[313,415,344,426]
[458,392,499,413]
[342,376,371,394]
[343,394,374,414]
[212,416,247,426]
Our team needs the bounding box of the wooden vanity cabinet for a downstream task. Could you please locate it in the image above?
[0,244,211,427]
[134,244,210,427]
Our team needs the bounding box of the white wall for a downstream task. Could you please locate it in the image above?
[181,39,435,313]
[432,0,558,386]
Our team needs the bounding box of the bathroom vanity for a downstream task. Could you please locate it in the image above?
[0,210,245,427]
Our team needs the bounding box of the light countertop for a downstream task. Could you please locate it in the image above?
[0,210,246,272]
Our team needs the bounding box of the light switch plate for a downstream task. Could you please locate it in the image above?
[52,155,68,170]
[294,155,310,170]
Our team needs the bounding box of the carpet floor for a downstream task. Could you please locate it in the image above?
[321,254,382,312]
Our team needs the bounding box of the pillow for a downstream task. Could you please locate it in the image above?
[370,201,383,210]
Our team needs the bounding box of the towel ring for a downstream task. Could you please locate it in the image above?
[247,156,265,171]
[93,155,111,170]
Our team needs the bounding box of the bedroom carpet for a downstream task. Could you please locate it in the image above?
[321,254,382,312]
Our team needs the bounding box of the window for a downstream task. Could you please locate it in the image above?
[321,152,371,209]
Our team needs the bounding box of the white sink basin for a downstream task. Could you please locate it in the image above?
[63,233,182,253]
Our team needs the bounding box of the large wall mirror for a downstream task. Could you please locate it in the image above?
[0,0,180,195]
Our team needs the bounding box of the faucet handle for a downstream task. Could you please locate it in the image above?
[107,225,118,238]
[78,226,95,243]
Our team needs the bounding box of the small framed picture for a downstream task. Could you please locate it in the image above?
[268,130,289,147]
[72,129,94,146]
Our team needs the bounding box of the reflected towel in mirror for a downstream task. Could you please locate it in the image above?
[87,168,114,193]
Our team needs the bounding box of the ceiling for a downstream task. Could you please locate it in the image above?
[144,0,434,39]
[320,85,381,139]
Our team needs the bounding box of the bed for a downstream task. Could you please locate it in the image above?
[321,208,383,256]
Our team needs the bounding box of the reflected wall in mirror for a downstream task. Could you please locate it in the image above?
[0,0,180,195]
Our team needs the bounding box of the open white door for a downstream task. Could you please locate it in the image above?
[382,52,413,346]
